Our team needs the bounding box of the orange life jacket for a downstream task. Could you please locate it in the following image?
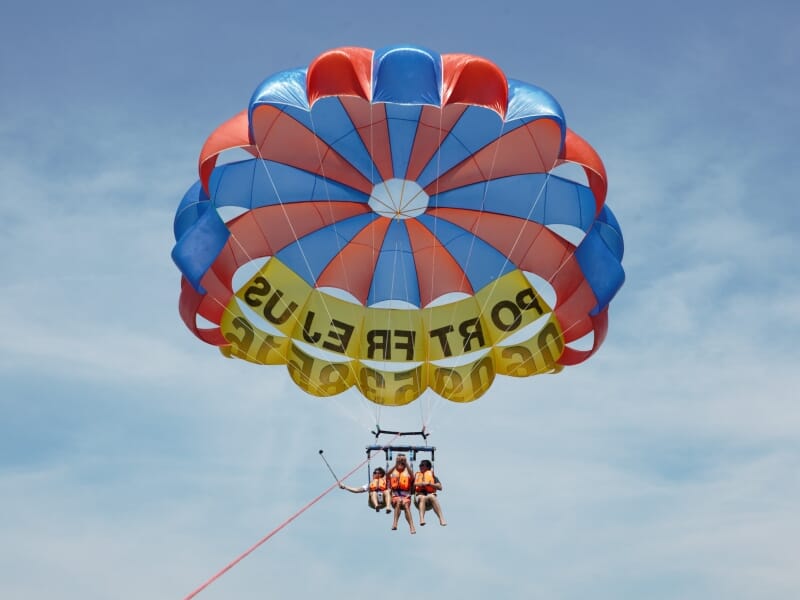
[388,467,411,491]
[414,470,436,494]
[368,476,387,492]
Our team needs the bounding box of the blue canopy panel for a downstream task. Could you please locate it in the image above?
[385,104,423,180]
[574,205,625,314]
[596,204,625,260]
[208,158,369,209]
[412,79,566,190]
[505,79,566,135]
[371,46,442,105]
[416,106,513,189]
[276,212,380,287]
[173,180,210,241]
[431,174,597,232]
[249,68,388,186]
[249,68,311,120]
[171,189,230,293]
[281,97,385,185]
[368,220,420,307]
[416,214,515,293]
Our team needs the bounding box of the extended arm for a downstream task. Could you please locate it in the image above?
[339,483,366,493]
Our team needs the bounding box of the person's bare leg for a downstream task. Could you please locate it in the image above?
[391,498,400,530]
[403,503,416,534]
[430,496,447,526]
[418,496,428,525]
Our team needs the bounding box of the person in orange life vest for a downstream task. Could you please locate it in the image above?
[387,454,416,534]
[339,467,389,512]
[413,459,446,526]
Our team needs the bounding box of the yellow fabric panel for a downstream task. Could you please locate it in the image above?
[222,258,565,402]
[354,363,427,405]
[473,270,552,344]
[422,270,552,361]
[297,290,365,358]
[219,299,290,365]
[235,258,312,337]
[493,317,565,377]
[286,342,356,397]
[428,355,495,402]
[360,306,426,362]
[422,296,483,361]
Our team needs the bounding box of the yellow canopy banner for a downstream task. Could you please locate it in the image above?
[218,258,567,403]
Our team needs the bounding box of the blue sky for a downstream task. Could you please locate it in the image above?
[2,1,799,598]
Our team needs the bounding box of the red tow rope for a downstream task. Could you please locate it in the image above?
[182,457,368,599]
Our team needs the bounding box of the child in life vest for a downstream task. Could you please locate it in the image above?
[413,459,446,526]
[339,467,389,512]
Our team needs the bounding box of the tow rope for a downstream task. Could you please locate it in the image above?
[182,436,399,599]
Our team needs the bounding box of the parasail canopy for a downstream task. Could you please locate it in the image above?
[172,45,625,405]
